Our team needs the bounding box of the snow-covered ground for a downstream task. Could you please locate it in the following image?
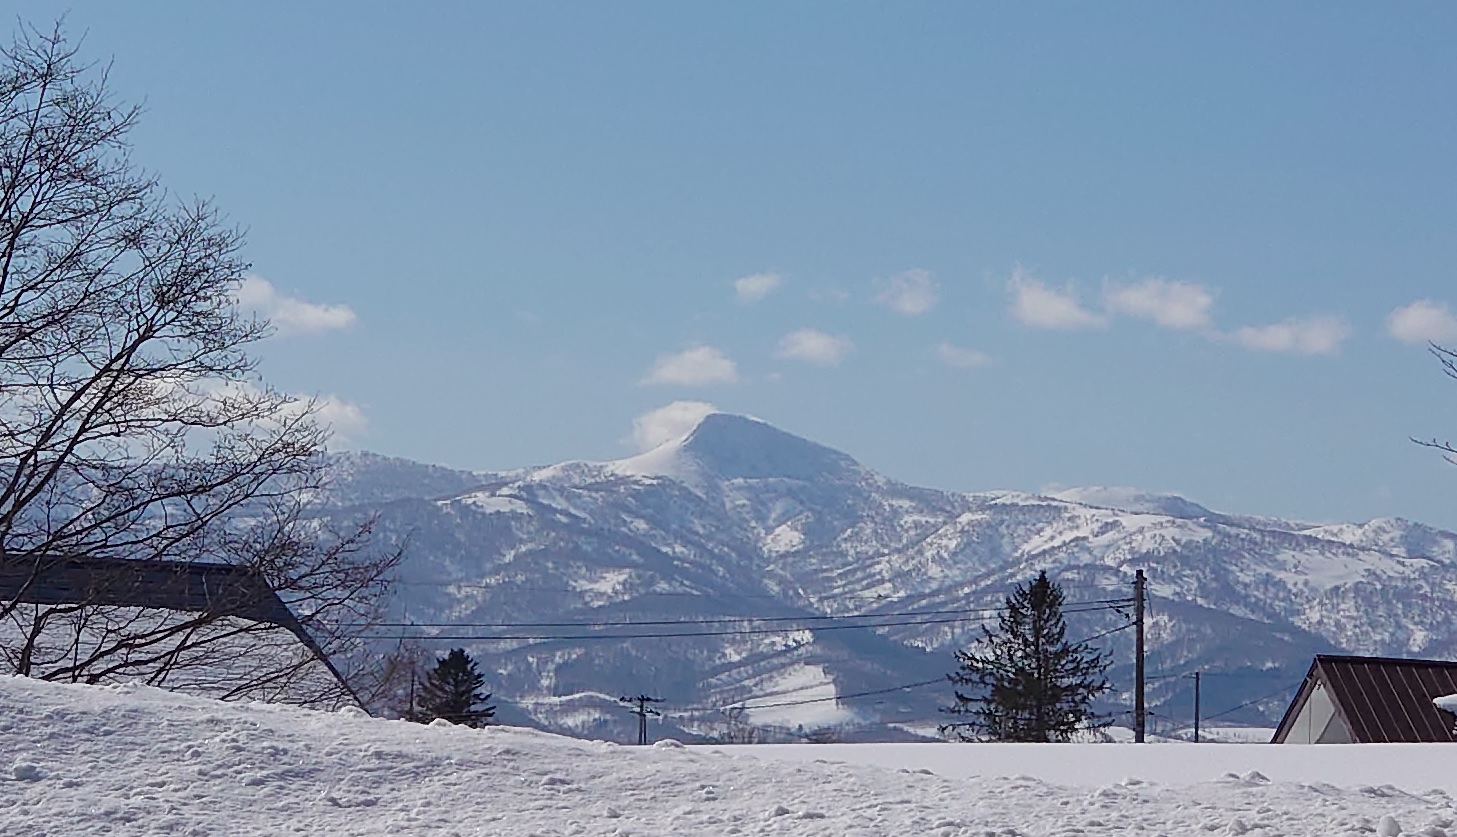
[4,676,1457,836]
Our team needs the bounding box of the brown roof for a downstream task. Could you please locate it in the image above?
[1273,655,1457,743]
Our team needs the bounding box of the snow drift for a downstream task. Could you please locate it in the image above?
[4,676,1457,837]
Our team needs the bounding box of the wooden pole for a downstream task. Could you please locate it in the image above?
[1134,569,1146,744]
[1193,670,1201,743]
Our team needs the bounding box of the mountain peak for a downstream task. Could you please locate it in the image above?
[681,413,860,481]
[614,412,861,483]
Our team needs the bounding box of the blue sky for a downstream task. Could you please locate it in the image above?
[19,3,1457,528]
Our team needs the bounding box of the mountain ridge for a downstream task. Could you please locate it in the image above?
[321,412,1457,741]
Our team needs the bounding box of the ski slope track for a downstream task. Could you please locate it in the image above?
[322,413,1457,740]
[4,676,1457,837]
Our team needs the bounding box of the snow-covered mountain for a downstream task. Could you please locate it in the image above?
[322,414,1457,741]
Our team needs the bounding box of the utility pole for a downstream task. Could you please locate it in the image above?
[620,694,663,745]
[1192,670,1201,743]
[408,671,417,721]
[1134,568,1146,744]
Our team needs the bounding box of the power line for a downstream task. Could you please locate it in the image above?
[393,579,1136,600]
[362,618,996,641]
[1146,670,1242,682]
[1160,683,1295,736]
[674,677,947,715]
[1070,621,1136,646]
[368,605,999,629]
[741,677,946,710]
[362,598,1134,629]
[674,619,1139,718]
[361,601,1132,642]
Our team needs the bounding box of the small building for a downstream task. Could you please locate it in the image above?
[2,554,355,707]
[1271,654,1457,744]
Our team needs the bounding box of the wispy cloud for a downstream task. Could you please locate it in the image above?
[1229,316,1351,356]
[775,328,853,366]
[875,269,939,316]
[640,346,740,387]
[1387,299,1457,345]
[630,400,717,451]
[186,379,369,446]
[313,394,370,445]
[937,342,993,369]
[237,275,357,336]
[734,272,783,303]
[1006,267,1107,330]
[1103,277,1214,331]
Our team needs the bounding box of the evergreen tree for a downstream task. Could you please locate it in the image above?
[414,648,495,727]
[941,571,1110,742]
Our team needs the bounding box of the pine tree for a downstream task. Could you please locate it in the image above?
[414,648,496,727]
[941,571,1110,742]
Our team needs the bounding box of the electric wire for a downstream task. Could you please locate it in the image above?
[361,600,1134,642]
[672,677,948,716]
[1162,683,1295,735]
[363,598,1134,629]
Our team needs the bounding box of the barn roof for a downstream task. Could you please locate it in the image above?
[1,554,353,701]
[1,554,296,625]
[1272,655,1457,743]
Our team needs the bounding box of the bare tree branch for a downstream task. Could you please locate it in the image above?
[0,23,398,707]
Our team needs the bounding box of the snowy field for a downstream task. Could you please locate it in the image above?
[3,677,1457,836]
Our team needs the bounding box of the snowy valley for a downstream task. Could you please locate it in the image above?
[321,413,1457,742]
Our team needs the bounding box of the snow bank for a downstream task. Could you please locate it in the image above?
[731,740,1457,794]
[3,675,1457,836]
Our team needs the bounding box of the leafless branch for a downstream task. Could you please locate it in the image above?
[0,23,398,707]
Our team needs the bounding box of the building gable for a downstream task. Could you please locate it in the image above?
[1,555,355,706]
[1274,655,1457,744]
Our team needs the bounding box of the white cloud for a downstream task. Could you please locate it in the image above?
[174,379,369,447]
[734,272,783,303]
[1103,277,1214,331]
[775,328,853,366]
[874,269,939,316]
[313,394,370,444]
[630,400,717,451]
[1006,267,1107,330]
[640,345,740,387]
[237,275,357,336]
[1229,316,1352,356]
[1386,299,1457,345]
[937,342,993,369]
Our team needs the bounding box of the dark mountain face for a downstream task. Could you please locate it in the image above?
[323,414,1457,741]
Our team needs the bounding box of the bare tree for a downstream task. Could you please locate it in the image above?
[1417,344,1457,463]
[0,23,398,705]
[709,705,767,744]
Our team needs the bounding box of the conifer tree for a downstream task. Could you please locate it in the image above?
[414,648,495,727]
[941,571,1110,742]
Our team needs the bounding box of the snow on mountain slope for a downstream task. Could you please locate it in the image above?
[1048,486,1219,520]
[321,413,1457,740]
[5,676,1457,837]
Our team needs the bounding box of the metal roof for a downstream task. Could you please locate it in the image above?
[1,554,295,625]
[1273,655,1457,743]
[2,554,355,702]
